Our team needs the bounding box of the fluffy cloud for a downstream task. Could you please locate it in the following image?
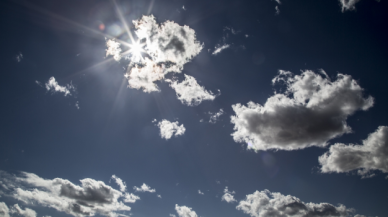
[319,126,388,178]
[44,77,75,96]
[106,39,122,61]
[111,175,127,192]
[339,0,361,12]
[209,109,224,124]
[231,70,374,151]
[169,75,218,106]
[0,171,132,217]
[10,204,37,217]
[221,187,236,203]
[175,204,198,217]
[212,44,230,55]
[133,183,155,193]
[123,193,140,203]
[0,202,10,217]
[157,120,186,140]
[236,189,355,217]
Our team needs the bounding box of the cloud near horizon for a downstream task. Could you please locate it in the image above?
[319,126,388,178]
[231,70,374,151]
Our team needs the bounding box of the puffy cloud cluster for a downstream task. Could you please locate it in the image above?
[44,77,75,96]
[106,39,122,61]
[0,171,137,217]
[319,126,388,178]
[175,204,198,217]
[221,187,236,203]
[339,0,361,12]
[169,75,218,106]
[231,70,374,151]
[157,120,186,140]
[133,183,156,193]
[236,189,354,217]
[209,109,224,124]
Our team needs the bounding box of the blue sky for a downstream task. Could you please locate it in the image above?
[0,0,388,217]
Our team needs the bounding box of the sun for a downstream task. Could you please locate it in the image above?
[128,40,145,62]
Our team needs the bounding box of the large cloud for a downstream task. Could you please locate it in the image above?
[174,204,198,217]
[231,70,374,151]
[0,171,133,217]
[168,75,218,106]
[236,189,355,217]
[319,126,388,178]
[157,120,186,140]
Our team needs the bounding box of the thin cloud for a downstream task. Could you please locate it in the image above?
[123,193,140,203]
[133,183,156,193]
[231,70,374,151]
[175,204,198,217]
[44,77,75,96]
[16,53,23,62]
[212,44,230,55]
[198,190,204,195]
[157,119,186,140]
[169,75,219,106]
[0,171,132,217]
[339,0,361,12]
[237,189,357,217]
[275,6,280,15]
[157,194,162,198]
[221,187,236,203]
[209,109,224,124]
[111,175,127,192]
[319,126,388,178]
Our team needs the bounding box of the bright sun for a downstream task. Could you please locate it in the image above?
[128,40,145,62]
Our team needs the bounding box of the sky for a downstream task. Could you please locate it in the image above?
[0,0,387,217]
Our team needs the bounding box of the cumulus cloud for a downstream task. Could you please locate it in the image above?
[231,70,374,151]
[133,183,155,193]
[339,0,361,12]
[111,175,127,192]
[236,189,355,217]
[123,193,140,203]
[0,171,132,217]
[44,77,75,96]
[157,120,186,140]
[169,75,218,106]
[198,190,204,195]
[212,44,230,55]
[319,126,388,178]
[221,187,236,203]
[0,202,10,217]
[10,204,37,217]
[175,204,198,217]
[209,109,224,124]
[106,39,122,61]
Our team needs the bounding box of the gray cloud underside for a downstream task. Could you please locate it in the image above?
[319,126,388,178]
[231,70,373,151]
[237,189,357,217]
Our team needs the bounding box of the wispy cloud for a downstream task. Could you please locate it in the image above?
[43,77,75,96]
[221,187,236,203]
[111,175,127,192]
[198,190,204,195]
[209,109,224,124]
[212,44,230,55]
[133,183,156,193]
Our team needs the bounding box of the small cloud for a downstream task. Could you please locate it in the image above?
[44,77,75,96]
[182,5,186,10]
[275,6,280,15]
[75,101,80,109]
[16,53,23,62]
[221,187,236,203]
[35,80,43,87]
[106,39,122,61]
[198,190,204,195]
[245,34,249,38]
[209,109,224,124]
[133,183,156,193]
[339,0,361,12]
[111,175,127,192]
[273,0,281,4]
[124,193,140,203]
[157,194,162,198]
[157,120,186,140]
[170,214,176,217]
[212,44,230,55]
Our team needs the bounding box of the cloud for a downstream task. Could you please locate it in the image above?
[0,202,10,217]
[133,183,155,193]
[236,189,355,217]
[44,77,75,96]
[111,175,127,192]
[0,171,132,217]
[175,204,198,217]
[275,6,280,15]
[339,0,361,12]
[319,126,388,178]
[231,70,374,151]
[157,194,162,198]
[198,190,204,195]
[106,39,122,61]
[123,193,140,203]
[209,109,224,124]
[157,120,186,140]
[169,75,219,106]
[212,44,230,55]
[273,0,281,4]
[16,53,23,62]
[10,204,37,217]
[170,214,176,217]
[221,187,236,203]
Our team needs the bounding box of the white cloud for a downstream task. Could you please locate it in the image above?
[221,187,236,203]
[209,109,224,124]
[169,75,218,106]
[133,183,156,193]
[198,190,204,195]
[0,171,131,217]
[157,194,162,198]
[16,53,23,62]
[237,189,355,217]
[123,193,140,203]
[231,70,374,151]
[212,44,230,55]
[275,6,280,15]
[170,214,176,217]
[319,126,388,178]
[111,175,127,192]
[10,204,37,217]
[175,204,198,217]
[339,0,361,12]
[44,77,75,96]
[157,120,186,140]
[0,202,10,217]
[75,101,80,109]
[274,0,281,4]
[106,39,122,61]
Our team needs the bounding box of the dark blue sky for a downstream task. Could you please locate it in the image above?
[1,0,388,217]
